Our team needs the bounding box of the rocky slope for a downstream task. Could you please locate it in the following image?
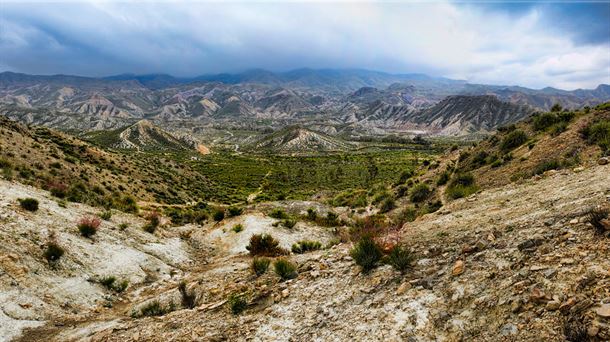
[251,126,354,153]
[2,159,609,341]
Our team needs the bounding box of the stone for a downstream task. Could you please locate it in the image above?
[396,282,411,295]
[587,324,599,337]
[569,219,579,224]
[281,289,290,298]
[595,304,610,318]
[452,260,465,276]
[598,157,609,165]
[546,301,560,311]
[573,166,585,172]
[499,323,518,336]
[560,297,577,313]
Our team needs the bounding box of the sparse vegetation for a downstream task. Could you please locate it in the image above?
[178,281,198,309]
[269,208,289,219]
[251,257,271,276]
[581,119,610,154]
[246,233,286,256]
[291,240,322,254]
[232,224,244,233]
[78,216,101,238]
[136,300,175,317]
[385,245,414,273]
[99,276,129,293]
[143,211,161,233]
[43,241,65,263]
[18,197,39,212]
[99,210,112,221]
[409,183,430,203]
[500,129,527,152]
[350,235,383,273]
[212,209,225,222]
[273,258,298,280]
[585,207,609,236]
[227,206,243,217]
[533,159,560,175]
[228,293,247,315]
[446,172,477,200]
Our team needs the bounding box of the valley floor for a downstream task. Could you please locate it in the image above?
[1,162,610,341]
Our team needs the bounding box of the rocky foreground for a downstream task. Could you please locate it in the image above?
[1,162,609,341]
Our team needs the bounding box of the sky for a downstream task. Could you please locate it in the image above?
[0,0,609,90]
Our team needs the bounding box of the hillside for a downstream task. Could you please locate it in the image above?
[84,120,204,152]
[1,70,609,137]
[251,126,354,153]
[2,151,609,341]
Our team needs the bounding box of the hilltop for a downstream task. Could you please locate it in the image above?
[251,126,354,153]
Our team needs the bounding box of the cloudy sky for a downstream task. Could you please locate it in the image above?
[1,0,609,89]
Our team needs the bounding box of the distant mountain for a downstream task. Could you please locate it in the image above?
[1,69,608,136]
[251,126,354,153]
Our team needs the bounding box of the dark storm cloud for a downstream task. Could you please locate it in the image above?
[0,1,608,89]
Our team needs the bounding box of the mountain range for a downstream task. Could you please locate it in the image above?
[1,69,608,136]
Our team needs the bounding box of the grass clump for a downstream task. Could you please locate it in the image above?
[378,197,396,213]
[446,173,477,200]
[227,206,243,217]
[212,209,225,222]
[246,234,286,256]
[436,171,450,186]
[409,183,430,203]
[99,210,112,221]
[581,120,610,154]
[280,218,297,229]
[385,245,414,273]
[500,129,528,152]
[350,235,383,273]
[99,276,129,293]
[291,240,322,254]
[228,293,247,315]
[269,209,289,219]
[136,300,175,318]
[232,224,244,233]
[274,258,298,280]
[18,198,39,212]
[533,159,560,175]
[78,216,101,238]
[178,281,198,309]
[251,257,271,276]
[44,241,64,263]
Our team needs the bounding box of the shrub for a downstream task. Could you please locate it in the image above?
[394,207,417,226]
[118,223,129,231]
[331,189,368,208]
[446,173,477,200]
[212,209,225,222]
[292,240,322,254]
[395,184,409,198]
[350,235,383,273]
[409,183,430,203]
[99,210,112,221]
[251,257,271,276]
[533,159,560,175]
[78,216,101,238]
[232,224,244,233]
[269,209,288,219]
[228,294,247,315]
[306,208,317,221]
[178,281,198,309]
[386,245,414,273]
[581,120,610,154]
[114,280,129,293]
[117,195,138,213]
[246,234,285,256]
[274,258,298,280]
[44,241,64,263]
[18,198,39,212]
[227,206,243,217]
[100,276,117,289]
[533,112,559,131]
[280,219,297,229]
[99,276,129,293]
[425,200,443,214]
[500,130,528,152]
[436,171,450,186]
[378,197,395,213]
[137,300,175,317]
[143,211,160,234]
[585,207,609,236]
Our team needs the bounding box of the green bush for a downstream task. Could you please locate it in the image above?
[386,245,414,273]
[350,235,383,273]
[43,242,64,263]
[500,130,528,152]
[533,159,560,175]
[281,219,297,229]
[394,207,417,225]
[99,276,129,293]
[581,120,610,154]
[99,210,112,221]
[137,300,175,317]
[306,208,317,221]
[436,171,450,186]
[227,206,243,217]
[18,198,39,212]
[533,112,559,131]
[232,224,244,233]
[212,209,225,222]
[246,234,285,256]
[269,209,288,219]
[409,183,430,203]
[446,173,477,200]
[251,257,271,276]
[292,240,322,254]
[100,276,117,289]
[143,211,160,234]
[228,294,247,315]
[378,197,395,213]
[274,258,298,280]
